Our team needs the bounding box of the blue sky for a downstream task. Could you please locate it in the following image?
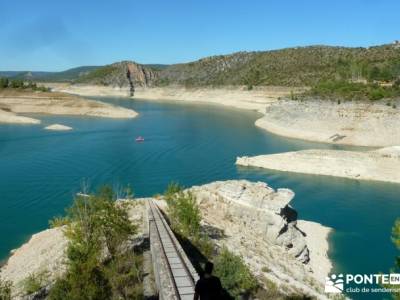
[0,0,399,71]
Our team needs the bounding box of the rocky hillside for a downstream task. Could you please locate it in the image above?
[74,61,159,87]
[4,43,399,89]
[70,43,400,88]
[156,44,400,87]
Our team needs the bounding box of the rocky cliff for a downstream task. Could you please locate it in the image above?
[185,180,331,298]
[75,61,158,88]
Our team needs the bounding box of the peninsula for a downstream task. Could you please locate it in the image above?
[0,85,137,125]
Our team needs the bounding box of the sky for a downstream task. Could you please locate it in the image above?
[0,0,399,71]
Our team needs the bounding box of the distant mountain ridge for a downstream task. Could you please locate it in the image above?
[2,43,400,87]
[0,66,101,82]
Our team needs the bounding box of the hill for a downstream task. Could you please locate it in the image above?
[74,61,158,87]
[156,44,400,87]
[13,66,100,82]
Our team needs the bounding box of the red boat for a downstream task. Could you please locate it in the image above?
[135,136,144,142]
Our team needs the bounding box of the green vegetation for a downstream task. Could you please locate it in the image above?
[164,183,259,299]
[214,247,258,299]
[165,184,201,238]
[156,44,400,88]
[0,78,9,89]
[75,66,118,85]
[22,271,48,295]
[0,277,12,300]
[0,77,50,92]
[307,80,400,101]
[48,186,143,300]
[164,183,213,257]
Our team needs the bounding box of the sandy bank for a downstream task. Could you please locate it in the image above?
[0,109,41,124]
[44,124,73,131]
[237,146,400,183]
[47,83,298,112]
[0,90,138,124]
[256,99,400,147]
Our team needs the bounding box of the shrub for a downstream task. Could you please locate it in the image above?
[214,247,258,299]
[0,77,9,89]
[49,216,70,228]
[9,79,24,89]
[49,185,140,299]
[0,277,12,300]
[166,189,201,239]
[22,271,48,295]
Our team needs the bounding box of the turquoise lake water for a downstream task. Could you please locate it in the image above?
[0,97,399,299]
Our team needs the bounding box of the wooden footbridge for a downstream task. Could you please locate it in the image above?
[148,199,199,300]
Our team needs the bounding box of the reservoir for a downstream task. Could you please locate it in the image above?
[0,97,398,299]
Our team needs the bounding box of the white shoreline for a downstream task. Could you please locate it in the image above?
[48,83,400,148]
[0,109,41,124]
[236,147,400,183]
[0,91,138,125]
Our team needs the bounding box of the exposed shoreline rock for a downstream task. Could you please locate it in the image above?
[0,90,138,125]
[256,99,400,147]
[236,147,400,183]
[47,83,296,112]
[48,83,400,148]
[0,109,41,124]
[159,180,332,298]
[44,124,73,131]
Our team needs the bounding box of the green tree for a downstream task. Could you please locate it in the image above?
[214,247,258,299]
[0,77,9,89]
[49,186,138,300]
[166,187,201,239]
[10,79,24,89]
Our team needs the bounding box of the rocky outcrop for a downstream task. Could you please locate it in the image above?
[187,180,331,298]
[192,180,309,262]
[44,124,72,131]
[0,228,68,299]
[256,99,400,147]
[77,61,158,89]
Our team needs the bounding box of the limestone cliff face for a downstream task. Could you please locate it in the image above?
[191,180,309,263]
[76,61,158,88]
[188,180,331,299]
[106,61,158,88]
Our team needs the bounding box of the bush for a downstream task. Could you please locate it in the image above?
[49,216,70,228]
[9,79,24,89]
[0,277,12,300]
[0,77,9,89]
[166,189,201,239]
[49,185,141,299]
[309,80,400,101]
[214,247,258,299]
[22,271,48,295]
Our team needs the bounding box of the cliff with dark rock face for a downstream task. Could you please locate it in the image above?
[76,61,159,88]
